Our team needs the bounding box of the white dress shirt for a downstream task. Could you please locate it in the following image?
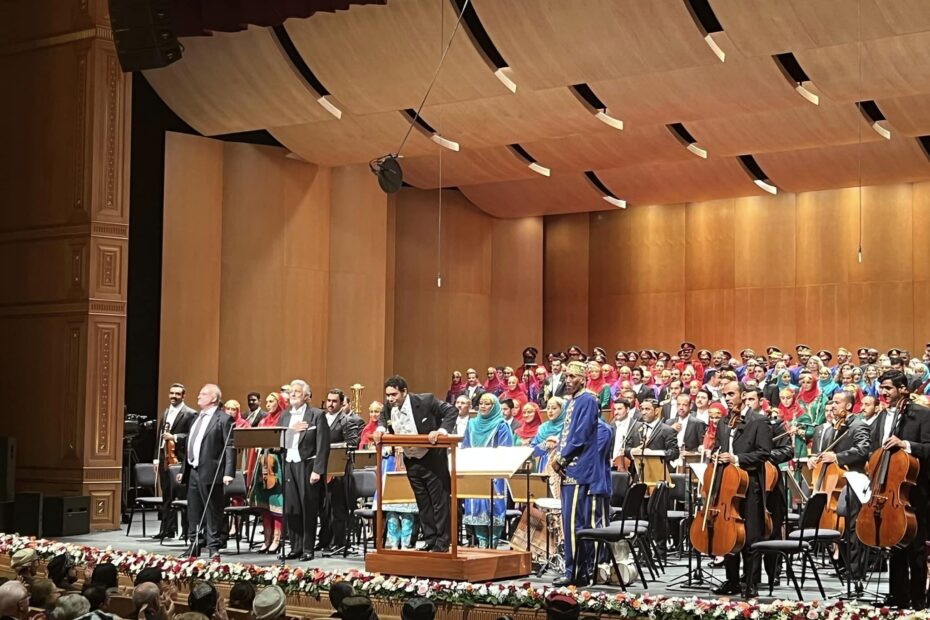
[286,404,308,463]
[326,411,338,429]
[612,418,631,460]
[188,405,218,468]
[676,415,689,449]
[166,403,181,429]
[455,415,469,437]
[695,408,709,425]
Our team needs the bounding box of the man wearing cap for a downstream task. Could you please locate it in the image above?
[545,592,580,620]
[857,347,870,370]
[9,549,37,587]
[566,345,586,363]
[339,595,378,620]
[735,349,755,381]
[790,346,812,383]
[550,360,605,586]
[401,597,436,620]
[252,586,286,620]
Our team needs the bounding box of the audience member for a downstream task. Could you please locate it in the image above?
[0,581,30,620]
[10,550,38,586]
[29,579,59,613]
[327,582,354,618]
[339,596,378,620]
[545,593,579,620]
[251,586,285,620]
[46,555,80,593]
[188,582,225,620]
[132,583,172,620]
[401,598,435,620]
[227,582,255,612]
[50,593,90,620]
[79,585,110,613]
[133,568,163,588]
[89,564,119,593]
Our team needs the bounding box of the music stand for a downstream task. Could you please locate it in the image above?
[234,426,286,565]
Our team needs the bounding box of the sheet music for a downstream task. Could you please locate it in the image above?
[844,471,871,504]
[629,449,667,457]
[455,446,535,476]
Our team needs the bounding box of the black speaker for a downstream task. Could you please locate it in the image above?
[14,492,43,537]
[43,496,91,537]
[109,0,182,72]
[0,436,14,502]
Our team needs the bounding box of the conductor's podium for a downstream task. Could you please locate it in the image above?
[364,435,533,581]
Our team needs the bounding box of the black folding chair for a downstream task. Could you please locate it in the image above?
[351,469,378,554]
[223,472,261,553]
[747,492,837,599]
[126,463,163,537]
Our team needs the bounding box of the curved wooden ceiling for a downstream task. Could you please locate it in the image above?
[144,1,930,217]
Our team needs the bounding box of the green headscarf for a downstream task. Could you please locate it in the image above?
[535,400,567,443]
[467,393,510,447]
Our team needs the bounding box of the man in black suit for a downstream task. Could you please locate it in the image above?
[712,381,773,598]
[153,382,196,539]
[871,370,930,609]
[463,369,486,408]
[670,393,705,452]
[177,384,235,560]
[319,388,364,556]
[373,375,457,552]
[544,358,566,401]
[281,379,330,561]
[809,391,870,586]
[624,398,680,478]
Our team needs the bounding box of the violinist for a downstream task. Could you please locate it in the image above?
[247,392,287,554]
[871,370,930,610]
[152,382,196,540]
[809,391,869,585]
[610,399,636,471]
[711,381,772,598]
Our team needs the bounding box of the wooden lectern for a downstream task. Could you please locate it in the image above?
[233,426,287,563]
[364,435,532,582]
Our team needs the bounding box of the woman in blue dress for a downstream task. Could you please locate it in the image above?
[462,393,514,548]
[531,396,566,472]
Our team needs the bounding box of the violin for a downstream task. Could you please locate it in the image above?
[690,447,749,557]
[857,405,919,549]
[261,449,277,489]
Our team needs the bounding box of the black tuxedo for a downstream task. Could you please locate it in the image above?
[155,404,195,535]
[464,384,486,408]
[673,415,707,452]
[280,404,331,555]
[714,410,773,588]
[319,410,365,549]
[811,423,833,454]
[545,374,566,400]
[180,408,236,555]
[377,393,457,548]
[870,402,930,608]
[625,420,681,471]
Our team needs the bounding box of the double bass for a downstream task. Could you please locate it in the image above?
[856,407,920,549]
[690,413,751,557]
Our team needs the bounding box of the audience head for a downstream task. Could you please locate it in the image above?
[328,582,355,611]
[188,581,219,618]
[454,394,471,417]
[132,583,162,620]
[499,399,515,419]
[90,562,119,590]
[401,597,436,620]
[339,595,378,620]
[10,549,37,576]
[546,593,580,620]
[30,578,59,612]
[51,593,91,620]
[81,583,110,612]
[47,553,77,587]
[252,586,286,620]
[368,400,384,422]
[228,581,256,611]
[545,397,565,420]
[134,567,163,587]
[0,580,29,620]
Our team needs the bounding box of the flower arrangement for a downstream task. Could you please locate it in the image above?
[0,532,925,618]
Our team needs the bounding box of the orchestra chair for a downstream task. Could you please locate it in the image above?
[574,482,651,589]
[746,492,834,600]
[161,464,187,545]
[223,471,261,553]
[665,473,689,554]
[607,471,630,520]
[351,469,378,555]
[126,463,163,537]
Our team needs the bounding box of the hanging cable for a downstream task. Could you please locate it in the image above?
[857,0,863,263]
[436,0,444,288]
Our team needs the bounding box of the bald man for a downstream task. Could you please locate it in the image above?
[0,581,30,620]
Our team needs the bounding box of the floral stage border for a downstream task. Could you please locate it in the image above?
[0,532,923,619]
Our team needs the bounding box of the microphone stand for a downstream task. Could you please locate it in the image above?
[186,416,236,559]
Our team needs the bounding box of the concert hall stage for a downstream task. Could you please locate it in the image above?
[10,512,886,619]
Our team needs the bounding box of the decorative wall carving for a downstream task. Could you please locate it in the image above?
[91,222,128,238]
[92,322,118,456]
[88,300,125,315]
[95,244,120,293]
[102,50,120,216]
[73,43,89,216]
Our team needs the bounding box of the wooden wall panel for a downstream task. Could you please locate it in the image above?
[915,182,930,283]
[850,184,913,283]
[328,164,389,398]
[159,132,224,407]
[795,188,856,286]
[490,218,543,365]
[543,213,589,355]
[847,281,914,351]
[733,287,797,355]
[685,289,735,352]
[733,193,797,289]
[686,199,735,291]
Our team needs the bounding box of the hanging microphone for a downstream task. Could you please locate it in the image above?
[369,155,403,194]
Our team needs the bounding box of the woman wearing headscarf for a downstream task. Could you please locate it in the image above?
[445,371,466,404]
[247,392,287,553]
[533,366,550,405]
[817,365,839,401]
[500,375,529,412]
[462,393,514,548]
[585,361,612,411]
[483,366,505,396]
[863,364,880,397]
[224,399,252,472]
[531,396,566,472]
[610,366,633,400]
[358,401,383,450]
[514,402,544,447]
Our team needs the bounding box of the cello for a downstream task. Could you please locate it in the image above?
[690,416,751,557]
[856,406,919,549]
[809,411,851,534]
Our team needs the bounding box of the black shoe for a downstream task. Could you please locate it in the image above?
[313,542,326,552]
[323,545,346,557]
[552,577,576,587]
[712,582,741,596]
[420,541,436,552]
[150,534,165,540]
[300,553,314,562]
[285,551,303,560]
[883,595,907,609]
[431,544,450,553]
[744,587,758,598]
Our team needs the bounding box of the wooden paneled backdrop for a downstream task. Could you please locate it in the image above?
[163,134,929,402]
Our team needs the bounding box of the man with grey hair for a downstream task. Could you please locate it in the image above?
[252,586,286,620]
[281,379,330,561]
[0,581,30,620]
[50,593,90,620]
[178,383,236,560]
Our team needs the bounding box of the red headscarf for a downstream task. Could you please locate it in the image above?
[446,373,466,403]
[586,365,609,395]
[798,380,821,406]
[359,403,382,450]
[703,402,727,452]
[777,388,803,423]
[247,393,287,488]
[501,382,528,411]
[484,369,504,394]
[515,402,543,441]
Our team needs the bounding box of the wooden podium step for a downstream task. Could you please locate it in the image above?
[364,548,533,582]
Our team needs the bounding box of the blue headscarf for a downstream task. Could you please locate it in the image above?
[818,373,838,399]
[535,399,567,443]
[467,393,509,448]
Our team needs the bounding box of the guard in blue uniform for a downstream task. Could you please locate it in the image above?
[551,360,605,586]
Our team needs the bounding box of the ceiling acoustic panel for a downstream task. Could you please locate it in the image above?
[878,94,930,137]
[595,157,767,205]
[401,146,539,189]
[143,26,332,136]
[270,111,436,167]
[283,0,509,116]
[757,138,930,194]
[460,173,611,218]
[470,0,718,90]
